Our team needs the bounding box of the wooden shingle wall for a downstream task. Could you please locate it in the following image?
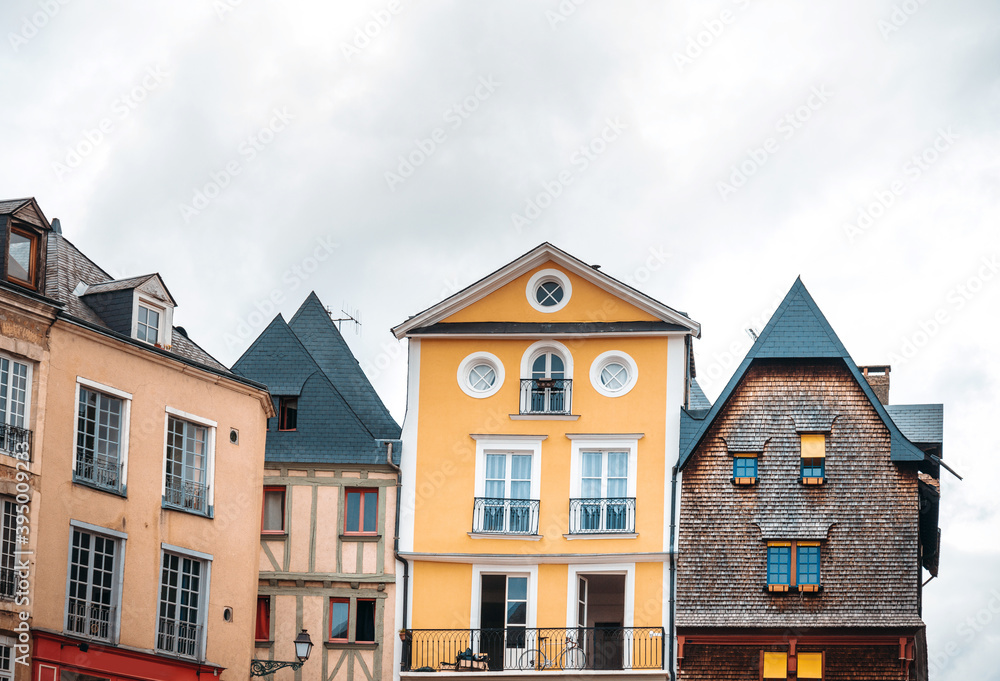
[677,359,922,628]
[679,644,905,680]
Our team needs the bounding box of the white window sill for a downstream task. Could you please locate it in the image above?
[509,414,580,421]
[467,532,542,541]
[563,533,639,540]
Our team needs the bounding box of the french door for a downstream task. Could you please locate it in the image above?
[580,451,629,531]
[483,453,532,533]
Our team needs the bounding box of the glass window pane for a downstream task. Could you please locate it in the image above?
[486,454,506,480]
[345,492,361,532]
[510,455,531,481]
[582,452,601,478]
[363,491,378,532]
[263,491,284,531]
[509,481,531,500]
[531,355,546,377]
[506,601,526,625]
[7,232,32,282]
[330,601,349,640]
[607,452,628,477]
[356,600,376,642]
[507,576,527,601]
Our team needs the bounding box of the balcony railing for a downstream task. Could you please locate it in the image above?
[472,498,539,535]
[157,616,202,658]
[401,626,664,672]
[519,379,572,415]
[568,498,636,534]
[0,424,32,461]
[164,478,208,515]
[0,565,13,600]
[66,599,115,641]
[74,457,122,493]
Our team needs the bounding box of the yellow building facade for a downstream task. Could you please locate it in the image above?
[393,244,700,679]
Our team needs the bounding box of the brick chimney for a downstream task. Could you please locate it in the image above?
[860,365,890,405]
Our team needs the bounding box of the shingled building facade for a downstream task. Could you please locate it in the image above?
[674,279,944,681]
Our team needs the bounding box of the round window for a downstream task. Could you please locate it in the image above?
[526,269,572,313]
[458,352,505,399]
[590,351,638,397]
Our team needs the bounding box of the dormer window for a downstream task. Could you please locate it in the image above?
[6,226,38,289]
[137,304,161,344]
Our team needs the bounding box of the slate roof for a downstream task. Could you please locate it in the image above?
[232,293,401,465]
[43,232,232,375]
[886,404,943,445]
[678,278,933,472]
[0,198,32,214]
[408,321,690,335]
[689,378,712,410]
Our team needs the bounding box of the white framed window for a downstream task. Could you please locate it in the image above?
[0,635,13,681]
[74,378,132,494]
[567,435,641,536]
[519,341,574,415]
[472,435,544,537]
[590,351,639,397]
[132,293,173,347]
[0,498,15,600]
[0,355,31,459]
[137,304,160,344]
[457,352,505,399]
[157,544,212,660]
[525,269,572,313]
[66,522,126,643]
[162,408,216,517]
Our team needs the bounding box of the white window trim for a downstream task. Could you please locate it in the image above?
[564,563,635,630]
[131,292,173,348]
[589,350,639,398]
[64,522,127,645]
[157,545,213,661]
[526,269,572,313]
[457,352,505,399]
[519,340,574,380]
[73,377,132,491]
[470,564,538,632]
[0,634,12,681]
[472,436,545,499]
[161,410,217,514]
[568,436,641,499]
[0,353,32,429]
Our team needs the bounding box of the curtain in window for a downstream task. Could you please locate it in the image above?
[255,597,270,640]
[509,455,531,499]
[485,454,506,498]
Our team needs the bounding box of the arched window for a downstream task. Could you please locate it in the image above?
[520,342,573,415]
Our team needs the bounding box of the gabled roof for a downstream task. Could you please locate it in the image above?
[83,273,177,306]
[289,292,401,440]
[0,197,50,229]
[391,242,701,339]
[678,277,929,470]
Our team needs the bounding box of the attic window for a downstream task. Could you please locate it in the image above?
[137,304,161,344]
[278,397,298,431]
[526,269,572,313]
[800,434,826,485]
[732,453,757,485]
[6,227,38,289]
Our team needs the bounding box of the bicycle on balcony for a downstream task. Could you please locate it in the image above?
[517,634,587,671]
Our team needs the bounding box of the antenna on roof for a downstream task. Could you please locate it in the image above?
[746,327,759,342]
[327,304,362,335]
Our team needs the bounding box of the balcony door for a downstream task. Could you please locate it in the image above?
[580,451,628,531]
[483,453,532,533]
[530,352,565,412]
[0,357,29,457]
[480,574,528,671]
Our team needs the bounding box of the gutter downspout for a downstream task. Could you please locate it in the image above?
[669,464,678,679]
[386,441,409,635]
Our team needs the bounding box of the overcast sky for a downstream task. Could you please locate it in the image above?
[3,1,998,677]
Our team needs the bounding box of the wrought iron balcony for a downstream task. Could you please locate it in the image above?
[0,565,14,600]
[400,626,665,672]
[519,378,572,415]
[0,423,32,461]
[157,616,202,658]
[472,498,539,536]
[66,599,115,641]
[73,457,122,493]
[164,478,208,515]
[568,498,636,534]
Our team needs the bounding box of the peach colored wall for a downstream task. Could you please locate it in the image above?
[33,322,270,680]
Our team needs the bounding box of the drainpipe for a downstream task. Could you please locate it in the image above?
[386,441,409,634]
[668,464,678,679]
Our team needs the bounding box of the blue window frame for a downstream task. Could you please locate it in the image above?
[767,545,790,585]
[797,545,821,585]
[801,457,825,479]
[733,456,757,479]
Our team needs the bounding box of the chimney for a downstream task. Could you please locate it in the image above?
[860,365,891,405]
[51,218,62,234]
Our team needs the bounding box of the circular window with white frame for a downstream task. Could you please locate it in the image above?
[526,269,572,313]
[590,351,639,397]
[457,352,505,399]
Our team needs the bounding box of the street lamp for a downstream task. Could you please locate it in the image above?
[250,629,313,677]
